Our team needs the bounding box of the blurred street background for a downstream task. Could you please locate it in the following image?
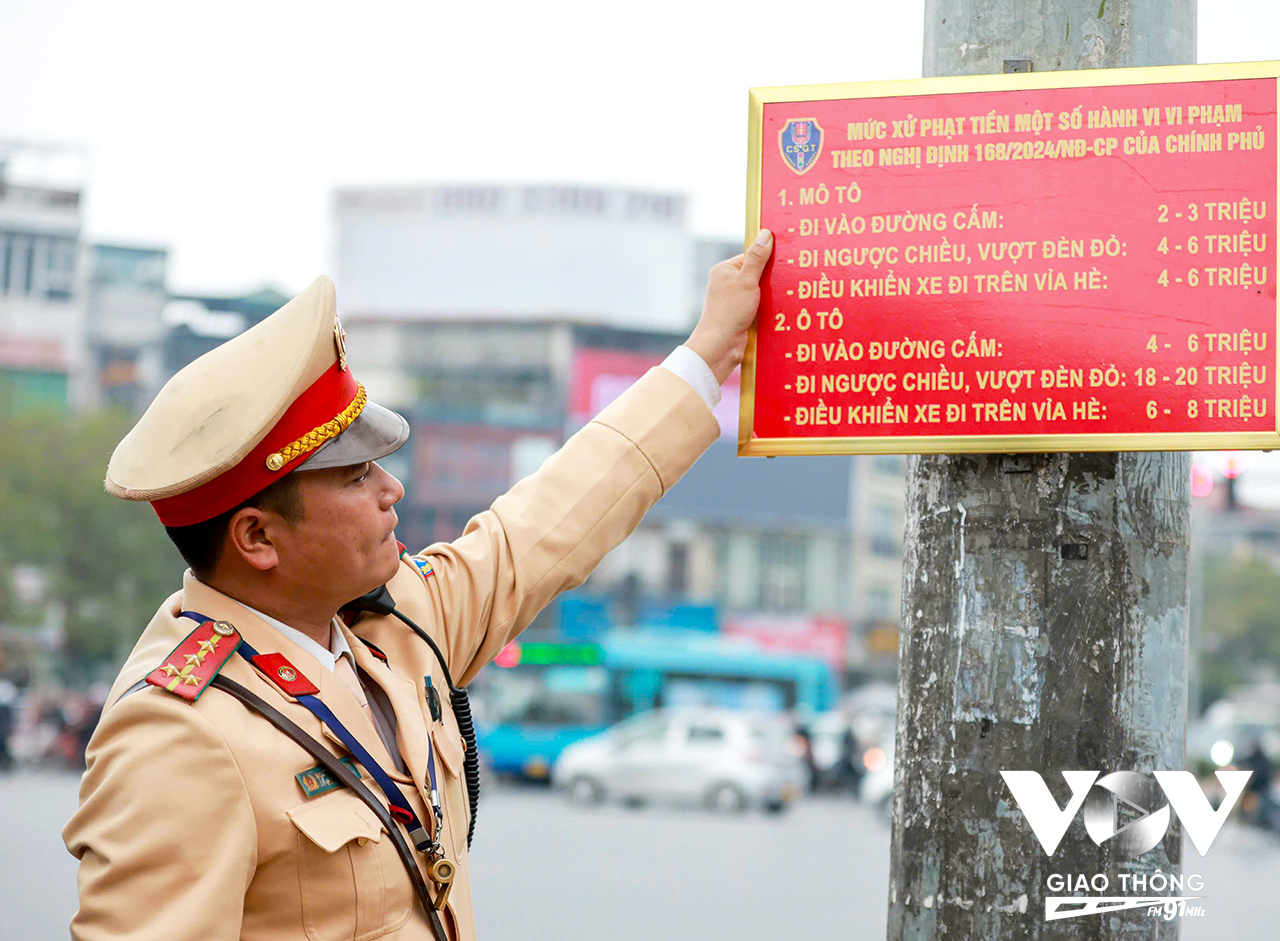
[7,771,1280,941]
[4,1,1280,939]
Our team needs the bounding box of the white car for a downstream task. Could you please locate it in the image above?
[552,708,804,814]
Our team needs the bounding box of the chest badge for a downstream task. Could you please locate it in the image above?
[296,757,362,798]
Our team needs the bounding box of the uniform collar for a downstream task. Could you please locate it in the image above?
[237,600,352,674]
[181,572,354,674]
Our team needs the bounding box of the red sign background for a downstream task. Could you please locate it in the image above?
[748,72,1278,451]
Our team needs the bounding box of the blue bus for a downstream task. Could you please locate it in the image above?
[472,630,839,779]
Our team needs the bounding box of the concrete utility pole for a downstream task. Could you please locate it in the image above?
[890,3,1196,940]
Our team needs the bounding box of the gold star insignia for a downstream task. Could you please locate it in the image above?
[184,652,205,667]
[181,674,201,686]
[198,638,220,656]
[161,664,180,677]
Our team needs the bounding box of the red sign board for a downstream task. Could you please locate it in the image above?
[741,62,1280,455]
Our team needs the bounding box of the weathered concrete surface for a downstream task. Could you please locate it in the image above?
[923,0,1196,73]
[890,4,1195,939]
[891,454,1189,939]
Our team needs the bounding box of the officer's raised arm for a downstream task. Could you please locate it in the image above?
[391,230,775,687]
[67,235,773,941]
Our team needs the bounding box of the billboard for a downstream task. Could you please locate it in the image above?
[571,346,741,438]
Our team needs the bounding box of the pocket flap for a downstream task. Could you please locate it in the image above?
[432,726,465,778]
[287,799,383,854]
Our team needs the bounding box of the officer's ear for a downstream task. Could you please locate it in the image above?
[225,505,283,572]
[219,472,306,574]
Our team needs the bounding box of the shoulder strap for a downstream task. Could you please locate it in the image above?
[145,618,242,702]
[209,675,450,941]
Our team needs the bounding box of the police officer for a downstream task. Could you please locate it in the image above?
[63,230,773,941]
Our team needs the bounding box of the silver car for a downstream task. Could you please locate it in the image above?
[552,708,804,814]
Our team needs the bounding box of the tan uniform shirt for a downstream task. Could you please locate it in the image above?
[63,367,719,941]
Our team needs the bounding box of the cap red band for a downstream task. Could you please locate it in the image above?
[151,363,360,527]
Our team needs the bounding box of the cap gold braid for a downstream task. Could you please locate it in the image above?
[265,384,368,472]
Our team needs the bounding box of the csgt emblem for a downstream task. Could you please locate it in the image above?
[1001,770,1251,857]
[779,118,824,175]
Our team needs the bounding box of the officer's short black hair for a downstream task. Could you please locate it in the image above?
[165,473,305,580]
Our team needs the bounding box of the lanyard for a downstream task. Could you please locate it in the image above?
[180,611,443,855]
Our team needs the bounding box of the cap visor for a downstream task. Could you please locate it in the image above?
[299,401,410,471]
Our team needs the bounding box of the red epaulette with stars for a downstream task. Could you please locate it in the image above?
[145,619,241,703]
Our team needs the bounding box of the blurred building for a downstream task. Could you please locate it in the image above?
[342,317,695,546]
[86,244,168,413]
[334,181,905,680]
[0,143,178,416]
[334,183,733,331]
[0,142,85,412]
[161,287,290,380]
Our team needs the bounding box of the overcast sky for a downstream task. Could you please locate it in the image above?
[1,0,1276,296]
[3,0,1280,501]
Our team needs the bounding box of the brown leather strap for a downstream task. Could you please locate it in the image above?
[211,674,450,941]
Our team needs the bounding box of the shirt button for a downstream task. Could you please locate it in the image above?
[358,838,369,847]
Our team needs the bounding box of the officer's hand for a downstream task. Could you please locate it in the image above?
[685,228,773,384]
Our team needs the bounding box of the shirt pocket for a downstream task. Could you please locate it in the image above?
[287,797,414,941]
[431,721,466,780]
